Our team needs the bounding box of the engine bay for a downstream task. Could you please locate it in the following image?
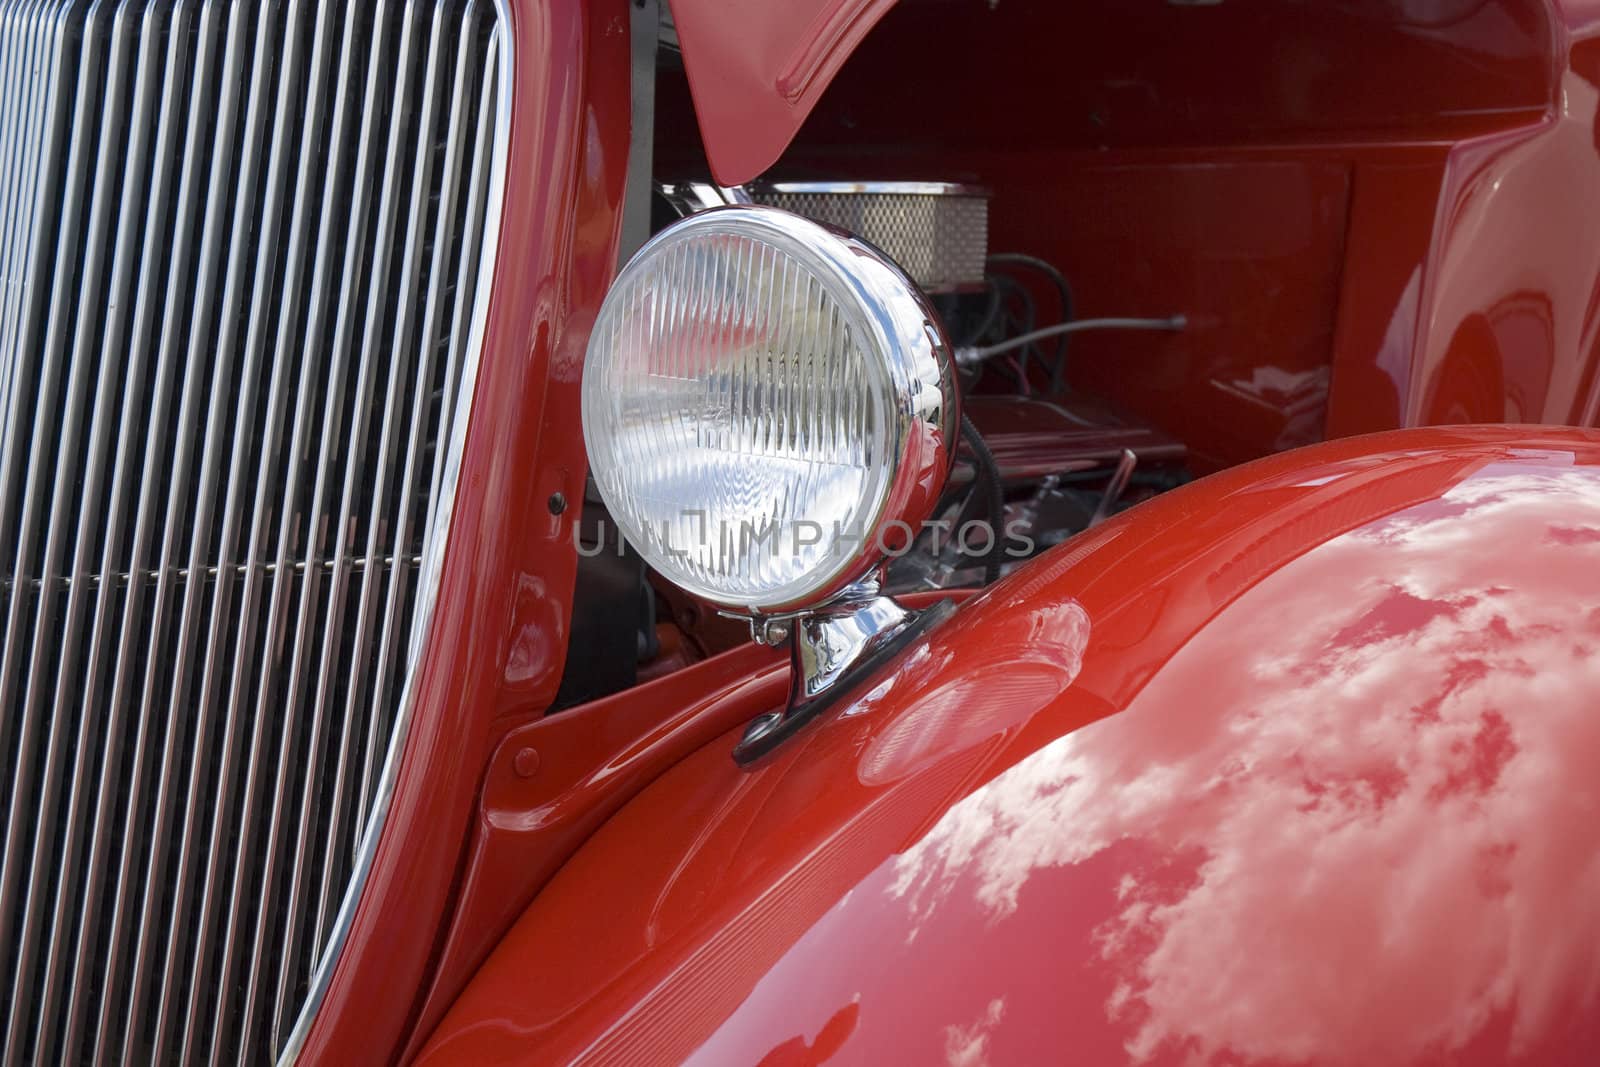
[556,0,1562,703]
[561,175,1194,700]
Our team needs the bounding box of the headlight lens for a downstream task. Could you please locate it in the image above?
[582,207,956,612]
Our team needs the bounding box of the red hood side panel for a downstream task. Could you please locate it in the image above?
[672,0,896,185]
[421,426,1600,1066]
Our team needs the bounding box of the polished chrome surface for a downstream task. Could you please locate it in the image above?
[791,584,915,703]
[747,182,990,293]
[660,180,989,293]
[733,579,956,764]
[654,180,750,215]
[655,181,725,214]
[0,2,506,1063]
[761,180,989,198]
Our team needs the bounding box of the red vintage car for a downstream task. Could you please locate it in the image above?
[2,0,1599,1064]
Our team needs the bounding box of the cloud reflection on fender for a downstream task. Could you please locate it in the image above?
[856,598,1092,789]
[886,464,1600,1064]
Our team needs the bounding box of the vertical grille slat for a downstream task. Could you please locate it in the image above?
[227,0,350,1052]
[0,1,41,413]
[173,3,319,1059]
[280,0,399,975]
[348,0,450,829]
[308,0,422,879]
[60,3,204,1059]
[366,0,487,778]
[259,0,380,1015]
[301,0,403,959]
[90,2,231,1056]
[113,5,252,1058]
[427,23,498,547]
[0,11,108,1055]
[33,3,176,1056]
[0,1,53,445]
[120,0,256,1055]
[221,0,347,1055]
[0,1,507,1062]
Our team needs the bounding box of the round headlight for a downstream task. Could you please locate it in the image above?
[582,206,958,613]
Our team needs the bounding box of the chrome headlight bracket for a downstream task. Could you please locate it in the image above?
[733,581,957,765]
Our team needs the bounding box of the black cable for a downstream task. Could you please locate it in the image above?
[987,254,1075,392]
[985,273,1036,394]
[959,412,1005,586]
[969,275,1004,344]
[958,278,1007,394]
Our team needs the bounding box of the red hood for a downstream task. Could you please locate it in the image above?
[671,0,896,185]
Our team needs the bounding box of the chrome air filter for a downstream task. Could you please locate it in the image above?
[658,182,991,294]
[747,183,989,293]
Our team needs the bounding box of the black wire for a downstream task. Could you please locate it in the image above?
[987,254,1075,393]
[960,412,1006,585]
[970,276,1004,344]
[985,273,1036,394]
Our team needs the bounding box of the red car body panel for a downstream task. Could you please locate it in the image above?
[668,0,894,186]
[418,426,1600,1065]
[407,588,982,1050]
[295,1,1600,1060]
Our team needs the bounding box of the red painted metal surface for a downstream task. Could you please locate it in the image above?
[654,0,1600,468]
[399,641,789,1057]
[668,0,897,185]
[291,0,633,1060]
[419,426,1600,1065]
[300,1,1600,1059]
[984,154,1353,470]
[399,590,971,1058]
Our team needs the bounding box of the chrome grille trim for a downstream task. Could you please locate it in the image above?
[280,9,509,1062]
[0,1,509,1062]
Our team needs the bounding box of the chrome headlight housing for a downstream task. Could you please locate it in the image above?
[581,206,958,614]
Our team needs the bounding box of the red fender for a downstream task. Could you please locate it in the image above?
[420,425,1600,1065]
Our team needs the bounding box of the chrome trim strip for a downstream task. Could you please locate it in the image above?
[655,179,750,216]
[755,180,990,198]
[274,5,512,1061]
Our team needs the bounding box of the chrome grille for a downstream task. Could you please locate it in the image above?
[0,1,506,1063]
